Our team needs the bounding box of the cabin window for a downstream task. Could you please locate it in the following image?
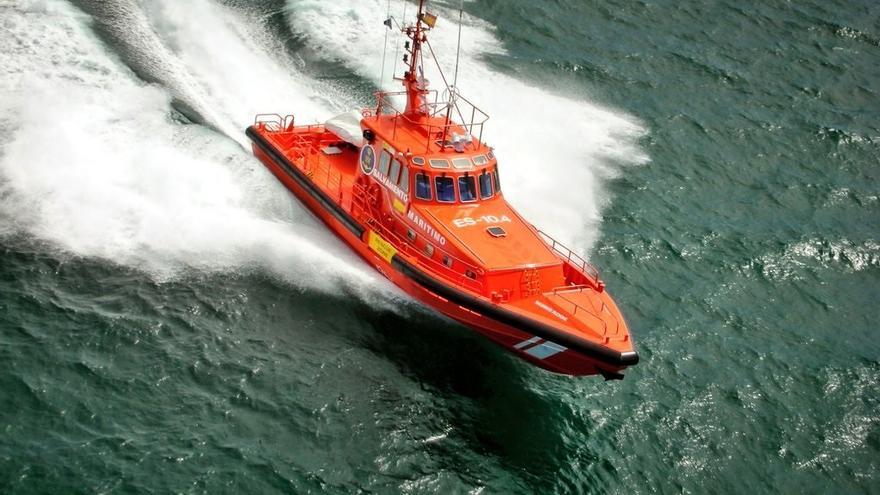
[424,243,434,257]
[398,165,409,194]
[429,159,450,169]
[412,157,426,166]
[452,158,472,169]
[473,154,488,165]
[443,255,453,268]
[458,175,477,202]
[379,150,392,176]
[415,173,432,200]
[487,150,495,160]
[407,229,417,242]
[479,171,494,199]
[492,167,501,192]
[389,158,401,184]
[435,176,455,203]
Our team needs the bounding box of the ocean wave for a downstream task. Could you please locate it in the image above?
[748,238,880,281]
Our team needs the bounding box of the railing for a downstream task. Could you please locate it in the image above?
[255,114,294,131]
[373,89,489,152]
[351,183,485,294]
[255,117,346,202]
[549,286,621,339]
[254,115,484,293]
[534,229,601,289]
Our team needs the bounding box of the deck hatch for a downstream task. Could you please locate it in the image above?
[486,226,507,238]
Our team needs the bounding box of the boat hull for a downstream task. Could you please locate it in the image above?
[247,126,637,377]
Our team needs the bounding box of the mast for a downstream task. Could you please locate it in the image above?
[402,0,430,117]
[383,0,489,151]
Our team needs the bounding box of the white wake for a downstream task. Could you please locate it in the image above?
[0,0,389,302]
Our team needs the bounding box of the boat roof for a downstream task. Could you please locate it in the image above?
[363,113,490,158]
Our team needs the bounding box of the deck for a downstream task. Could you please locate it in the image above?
[262,125,360,212]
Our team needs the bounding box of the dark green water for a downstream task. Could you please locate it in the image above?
[1,0,878,493]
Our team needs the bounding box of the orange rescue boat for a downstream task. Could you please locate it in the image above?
[246,1,638,378]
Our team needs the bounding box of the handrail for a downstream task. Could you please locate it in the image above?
[255,114,305,132]
[550,286,608,336]
[255,114,289,131]
[549,286,621,339]
[351,183,485,294]
[373,89,490,152]
[256,119,485,294]
[534,229,601,288]
[257,121,347,201]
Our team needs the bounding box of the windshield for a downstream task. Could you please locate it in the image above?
[459,176,477,202]
[415,173,431,200]
[479,171,493,199]
[435,176,455,202]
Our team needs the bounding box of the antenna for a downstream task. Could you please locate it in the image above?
[452,1,463,91]
[391,0,408,84]
[379,0,392,84]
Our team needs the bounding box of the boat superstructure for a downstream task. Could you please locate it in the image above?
[246,0,638,378]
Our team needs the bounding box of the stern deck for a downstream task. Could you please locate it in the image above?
[259,122,360,212]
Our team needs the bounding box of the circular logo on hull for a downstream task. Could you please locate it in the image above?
[360,145,376,175]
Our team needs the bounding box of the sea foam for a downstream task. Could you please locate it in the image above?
[0,0,391,304]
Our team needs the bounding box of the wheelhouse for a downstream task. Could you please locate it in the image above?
[409,153,501,204]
